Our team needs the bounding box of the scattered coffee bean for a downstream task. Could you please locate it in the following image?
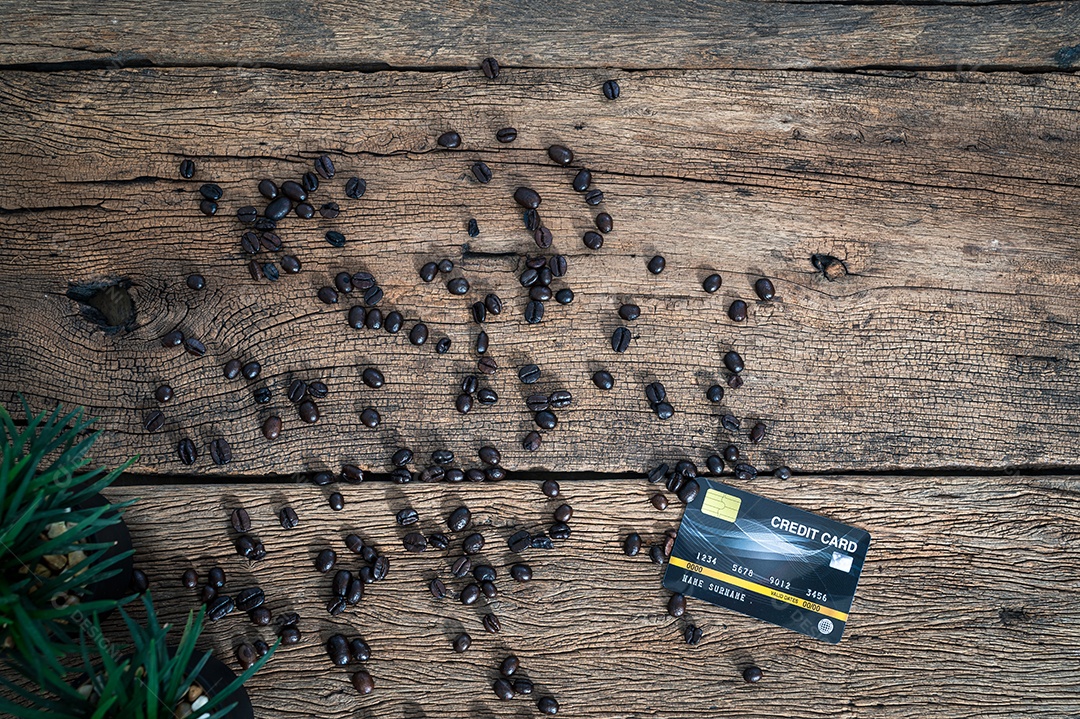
[707,385,724,403]
[585,189,604,206]
[548,145,573,166]
[451,555,472,578]
[735,463,758,481]
[611,326,631,353]
[523,431,542,451]
[595,212,613,234]
[236,587,265,612]
[301,172,319,193]
[463,533,485,555]
[253,386,271,404]
[362,367,385,389]
[500,656,519,677]
[728,300,748,322]
[724,350,745,374]
[572,168,592,192]
[514,187,541,209]
[467,218,480,237]
[619,304,640,321]
[535,410,557,430]
[495,126,517,142]
[623,533,642,556]
[365,309,383,330]
[435,337,451,354]
[582,230,604,250]
[494,678,515,701]
[328,492,344,511]
[179,159,195,178]
[294,202,315,219]
[230,507,252,534]
[351,671,374,695]
[460,583,481,605]
[514,678,534,695]
[510,563,532,582]
[207,595,235,621]
[549,522,571,540]
[209,437,231,465]
[184,337,207,357]
[177,438,197,465]
[481,56,500,78]
[554,504,573,523]
[199,183,222,201]
[447,277,469,295]
[603,79,621,99]
[483,613,502,633]
[472,161,492,184]
[402,532,427,553]
[775,466,792,480]
[542,479,560,497]
[703,273,722,293]
[647,255,666,274]
[437,131,462,148]
[276,505,299,529]
[755,277,776,301]
[706,455,724,474]
[409,323,429,346]
[298,400,320,424]
[651,493,669,511]
[481,580,498,599]
[538,697,559,715]
[685,624,704,645]
[476,387,498,404]
[743,666,763,683]
[678,481,699,504]
[750,422,766,443]
[453,633,471,653]
[314,154,336,179]
[360,407,380,428]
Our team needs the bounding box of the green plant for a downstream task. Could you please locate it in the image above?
[0,399,136,661]
[1,592,277,719]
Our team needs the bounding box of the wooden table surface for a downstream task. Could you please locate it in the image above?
[1,2,1078,717]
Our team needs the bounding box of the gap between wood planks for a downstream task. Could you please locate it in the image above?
[113,466,1080,486]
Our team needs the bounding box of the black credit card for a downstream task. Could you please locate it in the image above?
[662,479,870,643]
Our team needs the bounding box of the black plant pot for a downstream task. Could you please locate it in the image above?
[192,651,255,719]
[79,492,135,610]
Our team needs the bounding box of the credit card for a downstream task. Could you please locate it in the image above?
[662,479,870,643]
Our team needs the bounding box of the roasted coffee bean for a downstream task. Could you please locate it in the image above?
[480,56,501,78]
[447,277,469,295]
[143,410,165,433]
[486,465,507,481]
[526,255,548,269]
[584,369,613,392]
[452,633,471,653]
[343,637,369,664]
[684,624,704,645]
[651,493,669,511]
[230,507,252,534]
[207,595,235,621]
[526,394,550,413]
[724,445,740,463]
[199,585,217,603]
[273,505,298,530]
[274,611,300,628]
[317,287,339,305]
[434,337,451,354]
[309,380,328,397]
[327,634,350,666]
[451,555,472,578]
[595,213,614,236]
[476,446,500,466]
[553,288,573,305]
[263,263,280,281]
[494,126,518,143]
[735,463,758,481]
[535,410,557,430]
[750,422,766,443]
[529,286,552,302]
[514,186,541,209]
[728,300,748,322]
[703,273,722,293]
[408,323,429,345]
[523,431,542,451]
[483,613,502,633]
[775,466,793,480]
[655,402,674,420]
[301,171,319,193]
[179,159,195,178]
[647,463,669,484]
[499,527,530,553]
[345,534,365,554]
[314,154,336,180]
[255,179,277,200]
[359,407,380,428]
[647,255,666,274]
[419,465,445,483]
[530,535,554,549]
[252,386,272,405]
[364,308,383,330]
[724,350,745,374]
[199,183,223,201]
[754,276,776,301]
[582,230,604,250]
[425,577,447,600]
[239,361,261,381]
[494,678,515,700]
[549,390,572,409]
[678,481,700,504]
[519,268,539,288]
[281,254,301,274]
[361,367,385,389]
[315,548,337,573]
[572,168,592,192]
[437,131,462,148]
[209,437,231,465]
[278,626,301,645]
[463,532,485,555]
[534,225,553,249]
[280,181,306,203]
[184,337,207,357]
[240,231,261,254]
[433,259,452,275]
[549,522,571,540]
[325,230,346,248]
[521,210,541,233]
[676,460,697,478]
[331,272,353,294]
[666,474,686,494]
[391,468,412,483]
[611,326,631,353]
[728,374,743,390]
[204,567,226,589]
[351,671,375,695]
[236,587,265,612]
[428,531,451,549]
[470,356,494,377]
[176,437,197,465]
[345,176,367,199]
[264,196,291,221]
[603,78,621,99]
[460,583,481,605]
[622,532,643,556]
[288,379,308,403]
[296,399,319,424]
[548,145,573,166]
[466,218,480,238]
[585,188,604,206]
[538,697,559,715]
[511,678,533,696]
[340,464,363,484]
[481,580,498,599]
[463,468,483,482]
[554,504,573,523]
[331,569,353,598]
[743,666,763,683]
[455,393,473,414]
[419,262,438,282]
[161,329,184,348]
[237,205,259,225]
[707,384,725,403]
[618,304,640,321]
[537,481,558,500]
[330,493,344,511]
[472,161,492,184]
[721,414,741,432]
[182,568,199,589]
[467,301,486,324]
[667,592,687,618]
[402,532,427,553]
[380,310,401,334]
[474,388,497,406]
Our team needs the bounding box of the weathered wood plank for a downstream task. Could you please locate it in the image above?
[96,477,1080,719]
[0,68,1076,475]
[0,0,1078,71]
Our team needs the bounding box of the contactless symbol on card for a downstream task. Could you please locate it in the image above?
[662,480,871,643]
